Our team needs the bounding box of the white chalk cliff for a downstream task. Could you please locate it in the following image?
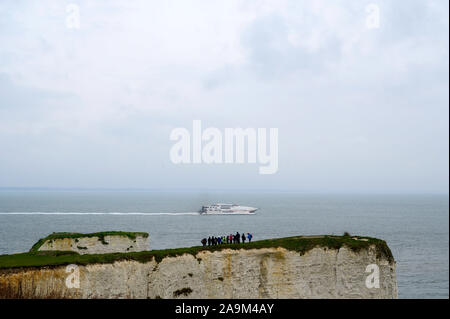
[37,234,149,255]
[0,244,397,298]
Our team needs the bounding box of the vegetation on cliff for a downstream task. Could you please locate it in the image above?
[29,231,149,253]
[0,235,393,269]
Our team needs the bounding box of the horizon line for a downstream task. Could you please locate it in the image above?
[0,187,448,195]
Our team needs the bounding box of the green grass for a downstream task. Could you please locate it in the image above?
[29,231,149,253]
[0,235,393,270]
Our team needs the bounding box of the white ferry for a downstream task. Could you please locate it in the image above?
[200,203,257,215]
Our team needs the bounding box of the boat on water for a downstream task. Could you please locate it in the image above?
[199,203,257,215]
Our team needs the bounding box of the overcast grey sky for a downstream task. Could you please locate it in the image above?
[0,0,448,193]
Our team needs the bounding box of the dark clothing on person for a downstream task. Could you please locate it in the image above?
[203,233,252,247]
[201,233,256,246]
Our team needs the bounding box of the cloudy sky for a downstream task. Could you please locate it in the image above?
[0,0,448,193]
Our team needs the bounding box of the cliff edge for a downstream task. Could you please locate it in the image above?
[0,235,397,299]
[30,231,149,255]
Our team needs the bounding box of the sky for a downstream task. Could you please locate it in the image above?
[0,0,448,193]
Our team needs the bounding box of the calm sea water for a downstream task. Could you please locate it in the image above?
[0,190,448,299]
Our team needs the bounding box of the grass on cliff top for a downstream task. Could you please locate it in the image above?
[29,231,149,253]
[0,235,393,269]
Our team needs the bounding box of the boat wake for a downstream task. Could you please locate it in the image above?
[0,212,201,216]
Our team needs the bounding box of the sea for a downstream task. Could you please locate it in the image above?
[0,190,448,299]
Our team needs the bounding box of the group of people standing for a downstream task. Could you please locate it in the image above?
[201,232,253,247]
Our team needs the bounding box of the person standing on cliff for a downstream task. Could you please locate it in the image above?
[207,236,211,246]
[242,233,246,243]
[247,233,252,242]
[201,238,207,247]
[236,232,240,244]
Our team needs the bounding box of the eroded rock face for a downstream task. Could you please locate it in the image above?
[0,246,398,299]
[37,235,149,255]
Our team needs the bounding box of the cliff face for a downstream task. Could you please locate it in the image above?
[0,245,397,299]
[37,235,149,255]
